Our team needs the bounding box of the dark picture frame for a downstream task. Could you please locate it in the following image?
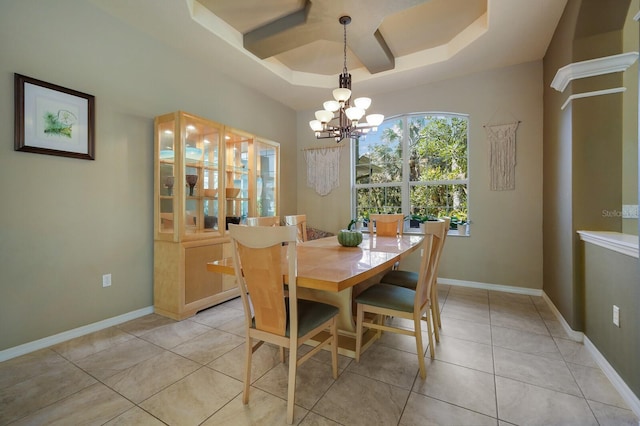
[14,73,95,160]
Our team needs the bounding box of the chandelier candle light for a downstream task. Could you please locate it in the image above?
[309,16,384,142]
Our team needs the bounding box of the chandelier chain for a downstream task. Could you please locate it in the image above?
[342,20,348,75]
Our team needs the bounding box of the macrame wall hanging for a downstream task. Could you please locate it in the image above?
[303,145,344,196]
[484,121,520,191]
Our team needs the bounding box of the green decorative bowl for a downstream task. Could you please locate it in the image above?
[337,229,363,247]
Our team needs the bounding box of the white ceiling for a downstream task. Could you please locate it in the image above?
[91,0,567,111]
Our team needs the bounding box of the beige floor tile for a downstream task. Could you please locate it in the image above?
[140,367,243,425]
[116,313,176,337]
[494,346,581,396]
[102,350,201,403]
[401,392,497,426]
[171,328,244,364]
[313,371,409,425]
[543,318,571,339]
[51,327,135,362]
[0,360,96,424]
[448,286,488,298]
[439,316,492,345]
[297,343,353,373]
[441,300,491,324]
[253,357,336,409]
[568,362,630,409]
[208,341,283,383]
[216,315,249,337]
[0,349,67,389]
[413,359,496,417]
[490,310,549,335]
[190,304,246,329]
[1,288,636,426]
[139,319,212,349]
[587,399,640,426]
[435,335,494,373]
[74,337,165,381]
[554,337,597,367]
[489,299,541,319]
[299,411,342,425]
[103,406,166,425]
[347,343,421,390]
[375,326,430,355]
[202,388,306,425]
[496,376,598,426]
[10,382,133,426]
[491,325,562,360]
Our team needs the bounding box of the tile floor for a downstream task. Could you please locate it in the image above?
[1,285,638,425]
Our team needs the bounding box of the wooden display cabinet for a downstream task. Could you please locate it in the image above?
[154,111,238,320]
[153,112,281,320]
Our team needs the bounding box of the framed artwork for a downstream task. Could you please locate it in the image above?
[14,73,95,160]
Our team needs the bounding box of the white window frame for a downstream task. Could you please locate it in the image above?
[351,112,469,233]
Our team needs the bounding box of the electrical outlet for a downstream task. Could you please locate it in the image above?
[102,273,112,288]
[613,305,620,327]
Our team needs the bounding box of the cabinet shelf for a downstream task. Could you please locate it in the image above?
[154,111,280,320]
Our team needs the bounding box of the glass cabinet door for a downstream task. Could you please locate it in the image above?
[224,129,253,227]
[155,111,223,240]
[182,115,222,235]
[255,139,279,217]
[157,116,176,236]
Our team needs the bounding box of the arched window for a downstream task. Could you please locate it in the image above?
[352,112,469,232]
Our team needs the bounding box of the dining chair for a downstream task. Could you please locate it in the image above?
[380,217,450,340]
[228,224,339,424]
[368,213,404,236]
[246,216,280,227]
[284,214,308,242]
[355,224,444,380]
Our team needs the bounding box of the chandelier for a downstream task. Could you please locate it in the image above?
[309,16,384,142]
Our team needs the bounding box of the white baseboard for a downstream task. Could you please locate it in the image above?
[0,306,154,362]
[584,336,640,420]
[542,292,640,421]
[443,282,639,420]
[541,291,584,342]
[439,277,543,296]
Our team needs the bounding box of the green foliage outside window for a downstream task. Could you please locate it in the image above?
[353,113,468,228]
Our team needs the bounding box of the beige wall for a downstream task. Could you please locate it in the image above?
[296,61,545,290]
[623,0,639,235]
[0,0,297,351]
[543,0,634,331]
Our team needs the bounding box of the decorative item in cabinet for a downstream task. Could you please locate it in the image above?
[224,127,252,228]
[154,111,236,320]
[154,111,223,240]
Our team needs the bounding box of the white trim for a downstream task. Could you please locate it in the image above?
[0,306,154,362]
[584,336,640,420]
[634,10,640,21]
[560,87,626,110]
[551,52,638,92]
[577,230,639,258]
[439,277,542,296]
[541,291,584,342]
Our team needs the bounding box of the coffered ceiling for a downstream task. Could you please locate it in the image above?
[91,0,568,110]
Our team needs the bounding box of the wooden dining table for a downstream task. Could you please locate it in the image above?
[207,233,423,356]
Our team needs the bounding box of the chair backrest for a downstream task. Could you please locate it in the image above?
[228,224,298,337]
[368,214,404,236]
[284,214,307,242]
[424,217,450,276]
[414,219,446,310]
[246,216,280,227]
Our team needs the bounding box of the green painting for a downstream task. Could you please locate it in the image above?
[43,109,77,138]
